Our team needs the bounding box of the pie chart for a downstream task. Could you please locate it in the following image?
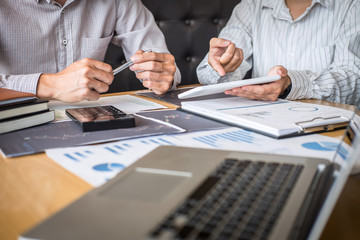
[302,141,338,151]
[93,163,125,172]
[302,141,348,160]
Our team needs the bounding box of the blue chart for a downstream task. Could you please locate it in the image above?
[302,141,348,160]
[103,143,132,155]
[193,129,255,147]
[64,150,93,162]
[302,141,338,151]
[93,163,125,172]
[140,137,175,146]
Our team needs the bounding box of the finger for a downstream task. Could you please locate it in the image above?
[131,62,176,76]
[219,43,236,65]
[268,65,287,77]
[277,66,288,77]
[130,61,163,72]
[80,58,113,73]
[72,87,100,102]
[85,89,101,101]
[85,67,114,85]
[142,79,170,95]
[241,83,282,100]
[224,48,243,72]
[210,38,232,49]
[134,50,144,55]
[131,52,171,63]
[83,78,110,93]
[79,60,113,85]
[226,88,277,101]
[135,71,174,86]
[209,59,226,76]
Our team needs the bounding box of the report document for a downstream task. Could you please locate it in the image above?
[181,97,353,138]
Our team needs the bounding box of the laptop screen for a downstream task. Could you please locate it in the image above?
[309,107,360,240]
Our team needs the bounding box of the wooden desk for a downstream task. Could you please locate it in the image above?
[0,93,359,240]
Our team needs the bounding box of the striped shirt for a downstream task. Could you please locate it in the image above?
[0,0,181,94]
[197,0,360,107]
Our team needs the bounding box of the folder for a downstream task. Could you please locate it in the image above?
[180,97,353,138]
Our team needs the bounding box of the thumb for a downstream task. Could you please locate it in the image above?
[268,65,288,77]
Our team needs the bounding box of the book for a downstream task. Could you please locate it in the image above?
[0,100,49,120]
[0,110,55,134]
[0,88,55,134]
[0,88,38,107]
[181,97,354,138]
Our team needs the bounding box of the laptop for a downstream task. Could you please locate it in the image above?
[21,110,360,240]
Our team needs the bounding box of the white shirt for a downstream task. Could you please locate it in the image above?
[196,0,360,107]
[0,0,181,94]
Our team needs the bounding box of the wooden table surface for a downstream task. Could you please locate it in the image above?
[0,92,359,240]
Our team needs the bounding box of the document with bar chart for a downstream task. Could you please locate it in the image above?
[181,97,352,138]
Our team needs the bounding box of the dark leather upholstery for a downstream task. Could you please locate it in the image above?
[105,0,241,93]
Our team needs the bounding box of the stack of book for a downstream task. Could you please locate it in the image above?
[0,88,55,134]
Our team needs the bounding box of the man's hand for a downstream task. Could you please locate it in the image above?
[37,58,114,102]
[208,38,243,76]
[129,50,176,95]
[224,65,291,101]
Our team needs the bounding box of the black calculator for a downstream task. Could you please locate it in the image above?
[65,105,135,132]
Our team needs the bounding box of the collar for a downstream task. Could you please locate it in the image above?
[261,0,332,21]
[261,0,331,9]
[35,0,51,3]
[35,0,76,7]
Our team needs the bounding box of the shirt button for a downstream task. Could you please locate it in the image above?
[61,9,65,14]
[62,39,68,46]
[293,23,298,28]
[288,53,294,58]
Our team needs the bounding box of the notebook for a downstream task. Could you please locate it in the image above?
[20,110,360,240]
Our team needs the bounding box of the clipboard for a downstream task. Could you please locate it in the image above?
[294,116,350,134]
[180,97,354,139]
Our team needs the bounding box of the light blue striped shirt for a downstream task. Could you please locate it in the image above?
[0,0,181,94]
[197,0,360,107]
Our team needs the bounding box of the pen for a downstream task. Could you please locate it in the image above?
[113,49,152,75]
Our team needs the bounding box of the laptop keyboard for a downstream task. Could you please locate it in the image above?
[150,159,303,240]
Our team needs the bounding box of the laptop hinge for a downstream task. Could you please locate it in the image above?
[288,163,336,240]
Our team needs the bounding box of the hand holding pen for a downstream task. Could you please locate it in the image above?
[113,49,152,75]
[36,48,177,102]
[114,49,177,95]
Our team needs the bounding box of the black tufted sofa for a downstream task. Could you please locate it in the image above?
[105,0,241,93]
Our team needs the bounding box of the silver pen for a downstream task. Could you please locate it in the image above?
[113,49,152,75]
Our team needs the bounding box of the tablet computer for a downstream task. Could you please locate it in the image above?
[178,75,281,99]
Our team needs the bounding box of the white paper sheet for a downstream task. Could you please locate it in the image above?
[46,135,184,187]
[46,127,346,187]
[48,95,167,121]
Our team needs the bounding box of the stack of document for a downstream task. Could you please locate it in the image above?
[181,97,353,138]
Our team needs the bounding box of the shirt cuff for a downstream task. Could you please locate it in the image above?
[197,59,223,85]
[170,66,181,90]
[5,73,41,95]
[286,70,312,99]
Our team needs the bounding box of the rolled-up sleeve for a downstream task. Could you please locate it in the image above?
[0,73,41,94]
[285,2,360,107]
